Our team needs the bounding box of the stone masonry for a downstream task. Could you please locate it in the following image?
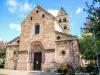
[5,5,79,71]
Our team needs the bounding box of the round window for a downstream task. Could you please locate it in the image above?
[61,50,66,55]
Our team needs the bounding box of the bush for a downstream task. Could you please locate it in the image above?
[86,64,98,74]
[0,63,4,68]
[56,63,75,75]
[0,60,4,68]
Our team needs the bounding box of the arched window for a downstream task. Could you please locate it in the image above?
[59,18,62,23]
[63,18,66,22]
[36,10,39,13]
[35,25,40,34]
[64,26,67,30]
[42,14,44,18]
[30,17,32,20]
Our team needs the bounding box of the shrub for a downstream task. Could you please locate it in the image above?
[56,63,75,75]
[86,64,98,74]
[0,63,4,68]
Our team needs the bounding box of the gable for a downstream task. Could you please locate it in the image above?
[36,5,56,20]
[21,5,56,25]
[7,36,20,46]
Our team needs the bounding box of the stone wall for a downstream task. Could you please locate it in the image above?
[19,7,56,51]
[55,31,71,40]
[5,6,80,71]
[55,41,73,63]
[17,53,27,70]
[42,51,55,71]
[5,45,19,69]
[71,39,80,68]
[55,39,79,69]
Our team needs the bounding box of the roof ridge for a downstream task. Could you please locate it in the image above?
[36,5,56,20]
[8,36,20,44]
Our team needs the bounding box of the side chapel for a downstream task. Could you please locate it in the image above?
[5,5,79,71]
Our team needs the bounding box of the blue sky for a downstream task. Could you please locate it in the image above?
[0,0,92,42]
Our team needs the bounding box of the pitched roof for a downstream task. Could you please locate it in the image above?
[7,36,20,45]
[21,5,56,25]
[36,5,56,20]
[57,7,68,17]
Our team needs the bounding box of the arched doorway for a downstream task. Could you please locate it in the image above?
[30,41,44,70]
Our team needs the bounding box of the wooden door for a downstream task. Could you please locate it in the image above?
[34,52,42,70]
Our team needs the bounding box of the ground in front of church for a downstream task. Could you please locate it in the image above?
[0,69,60,75]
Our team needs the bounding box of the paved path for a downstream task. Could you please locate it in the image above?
[0,69,60,75]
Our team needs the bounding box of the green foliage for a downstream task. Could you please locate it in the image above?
[0,47,6,68]
[80,0,100,73]
[0,47,6,59]
[86,64,98,74]
[78,35,100,60]
[56,63,75,75]
[79,0,100,62]
[0,61,4,68]
[83,0,100,38]
[78,37,95,60]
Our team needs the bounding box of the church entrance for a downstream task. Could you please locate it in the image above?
[30,41,44,71]
[34,52,42,70]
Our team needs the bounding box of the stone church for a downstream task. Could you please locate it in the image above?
[5,5,79,71]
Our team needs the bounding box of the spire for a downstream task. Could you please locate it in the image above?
[57,7,68,17]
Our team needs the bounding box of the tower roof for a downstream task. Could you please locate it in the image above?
[57,7,68,17]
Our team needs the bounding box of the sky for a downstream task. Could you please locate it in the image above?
[0,0,93,42]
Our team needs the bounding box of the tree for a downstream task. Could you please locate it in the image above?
[82,0,100,38]
[0,47,6,59]
[78,37,95,60]
[80,0,100,73]
[0,47,6,68]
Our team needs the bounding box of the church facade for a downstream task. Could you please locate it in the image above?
[5,5,79,71]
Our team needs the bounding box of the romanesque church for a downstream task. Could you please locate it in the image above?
[5,5,79,71]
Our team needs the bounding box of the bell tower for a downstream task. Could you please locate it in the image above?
[56,7,71,34]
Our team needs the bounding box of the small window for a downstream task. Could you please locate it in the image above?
[17,40,20,43]
[14,51,16,55]
[63,18,66,22]
[61,50,66,55]
[36,10,39,13]
[57,36,61,40]
[42,14,44,18]
[64,26,67,30]
[35,25,40,34]
[31,17,32,20]
[59,19,62,23]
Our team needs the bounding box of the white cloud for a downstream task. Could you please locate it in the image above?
[19,2,32,13]
[6,0,18,13]
[9,23,21,32]
[76,7,82,14]
[47,9,59,17]
[6,0,32,14]
[0,38,2,41]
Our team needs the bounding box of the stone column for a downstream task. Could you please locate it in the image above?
[42,51,45,63]
[32,52,34,70]
[27,50,32,71]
